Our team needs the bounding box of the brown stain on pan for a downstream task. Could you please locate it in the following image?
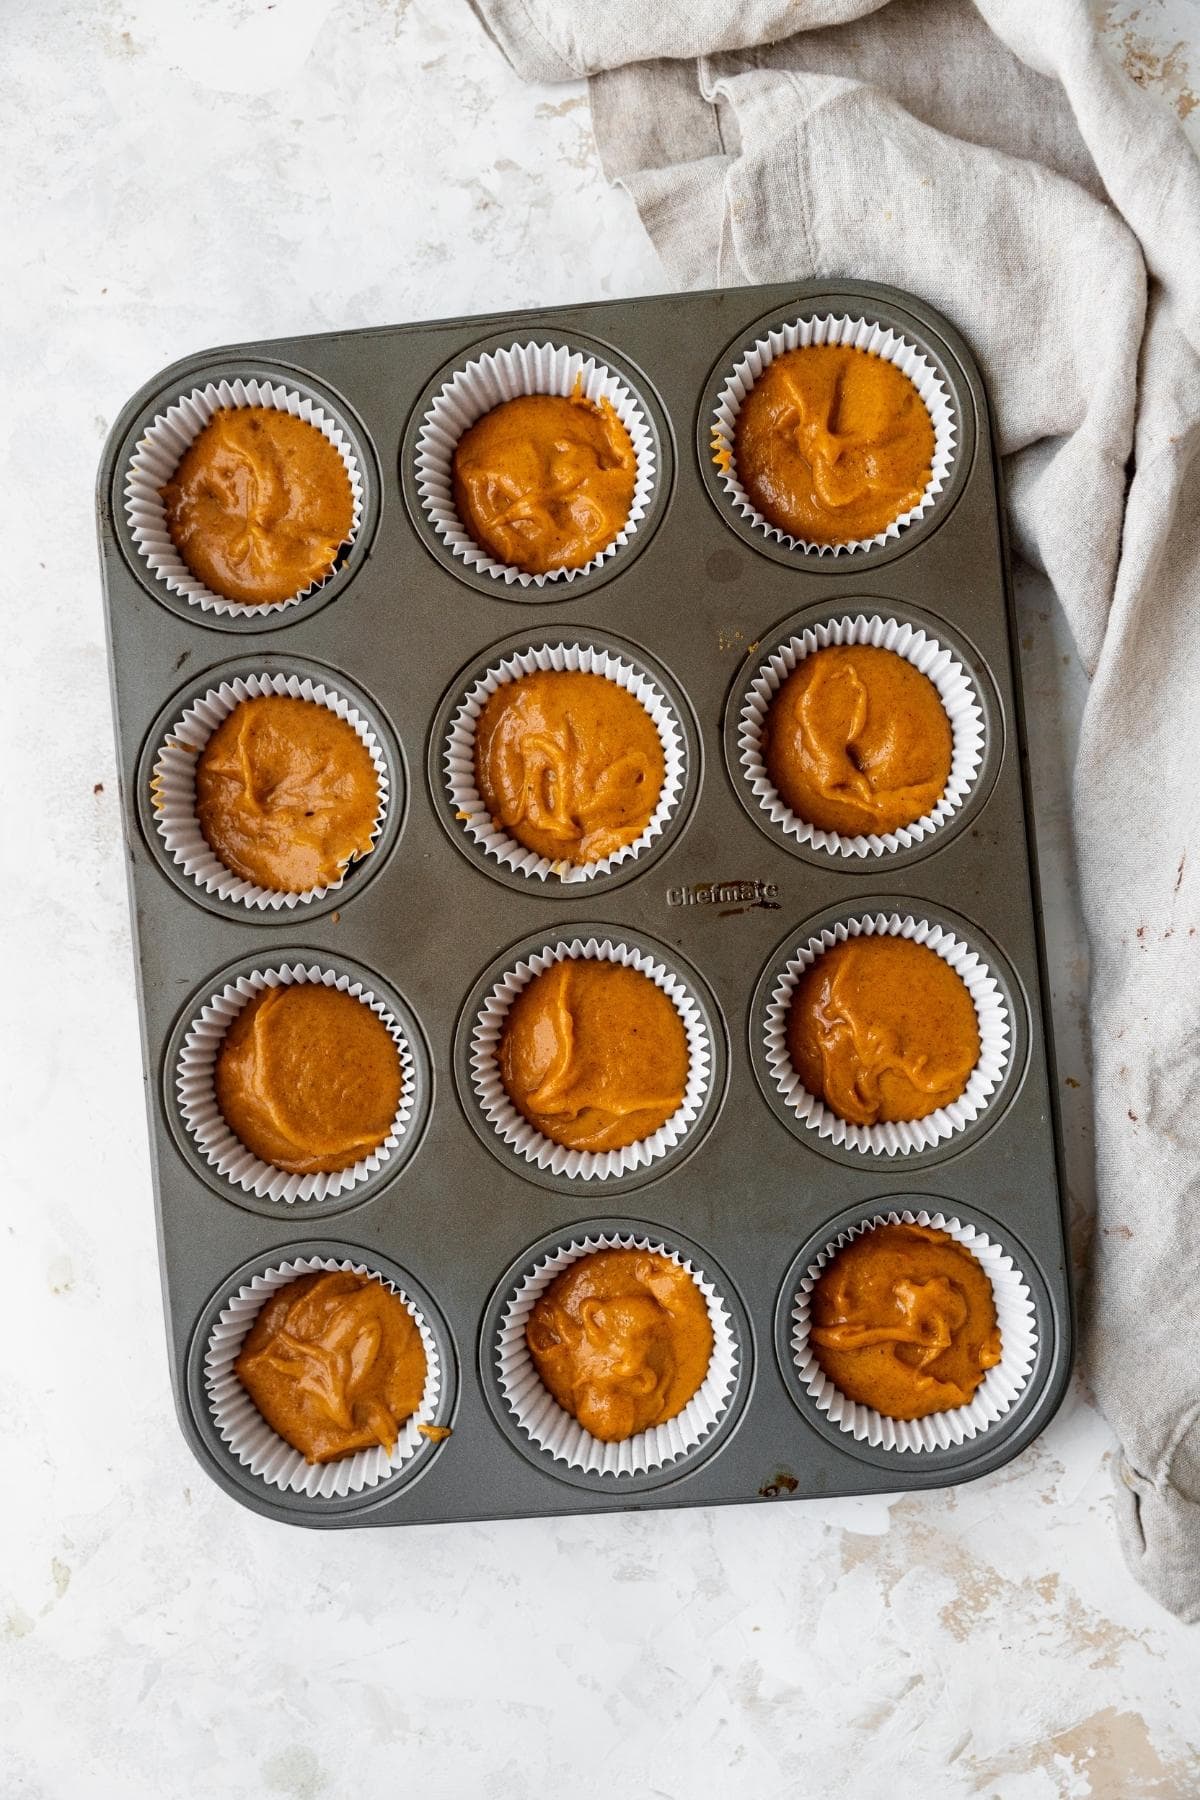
[758,1470,799,1498]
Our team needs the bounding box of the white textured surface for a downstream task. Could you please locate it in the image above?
[3,2,1200,1796]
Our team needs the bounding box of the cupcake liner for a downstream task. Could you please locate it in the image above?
[443,640,685,885]
[710,315,956,557]
[414,340,656,588]
[738,613,984,858]
[470,937,712,1181]
[764,912,1011,1156]
[124,377,365,617]
[204,1254,442,1498]
[790,1208,1038,1453]
[177,963,416,1203]
[496,1230,738,1477]
[150,672,390,911]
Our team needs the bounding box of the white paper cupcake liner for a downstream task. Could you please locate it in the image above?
[124,377,365,617]
[496,1231,738,1477]
[415,340,656,588]
[205,1255,442,1498]
[151,672,390,910]
[711,314,956,557]
[178,963,416,1203]
[470,937,712,1181]
[738,614,984,858]
[444,641,685,885]
[790,1208,1038,1453]
[764,912,1011,1156]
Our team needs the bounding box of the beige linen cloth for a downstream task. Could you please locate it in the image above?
[470,0,1200,1618]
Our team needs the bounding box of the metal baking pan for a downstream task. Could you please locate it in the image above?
[96,280,1072,1527]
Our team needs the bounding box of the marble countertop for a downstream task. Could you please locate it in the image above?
[4,3,1199,1795]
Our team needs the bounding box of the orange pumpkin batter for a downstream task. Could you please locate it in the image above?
[733,345,934,545]
[235,1270,427,1462]
[499,959,688,1152]
[763,645,952,836]
[810,1223,1001,1419]
[526,1249,713,1441]
[160,408,354,605]
[215,984,402,1174]
[195,694,379,893]
[788,936,979,1127]
[452,391,636,574]
[474,670,664,865]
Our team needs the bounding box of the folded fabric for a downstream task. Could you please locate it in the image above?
[470,0,1200,1620]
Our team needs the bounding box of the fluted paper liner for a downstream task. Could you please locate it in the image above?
[738,613,984,858]
[178,962,416,1203]
[470,937,712,1180]
[496,1231,738,1477]
[443,641,685,885]
[415,340,656,587]
[764,912,1011,1156]
[711,314,956,557]
[790,1208,1038,1453]
[124,376,364,617]
[205,1254,442,1498]
[151,672,390,910]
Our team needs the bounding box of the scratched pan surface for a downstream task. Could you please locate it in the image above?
[96,281,1072,1528]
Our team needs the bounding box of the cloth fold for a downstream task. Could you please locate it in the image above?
[470,0,1200,1620]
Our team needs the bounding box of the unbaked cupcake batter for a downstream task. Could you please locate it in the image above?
[763,644,952,837]
[215,983,402,1174]
[733,344,934,545]
[787,935,980,1126]
[526,1248,713,1441]
[160,407,354,605]
[473,669,664,865]
[810,1222,1001,1419]
[498,959,688,1152]
[235,1270,427,1462]
[194,694,379,892]
[452,390,636,573]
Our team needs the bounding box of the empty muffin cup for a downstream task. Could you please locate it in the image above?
[469,935,714,1181]
[150,670,390,911]
[204,1253,442,1499]
[762,911,1012,1156]
[789,1207,1038,1454]
[442,638,686,885]
[737,612,985,858]
[414,339,657,588]
[124,376,365,617]
[176,962,417,1204]
[494,1229,739,1478]
[710,314,956,557]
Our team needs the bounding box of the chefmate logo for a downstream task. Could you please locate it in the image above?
[665,879,780,912]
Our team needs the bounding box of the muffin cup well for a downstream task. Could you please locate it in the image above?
[789,1207,1038,1454]
[495,1230,739,1478]
[414,340,656,588]
[763,912,1012,1156]
[150,671,390,911]
[469,936,713,1181]
[204,1254,442,1499]
[442,639,685,886]
[176,962,417,1204]
[737,613,984,859]
[710,314,956,557]
[124,376,365,617]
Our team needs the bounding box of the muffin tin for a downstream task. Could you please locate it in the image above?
[96,280,1072,1528]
